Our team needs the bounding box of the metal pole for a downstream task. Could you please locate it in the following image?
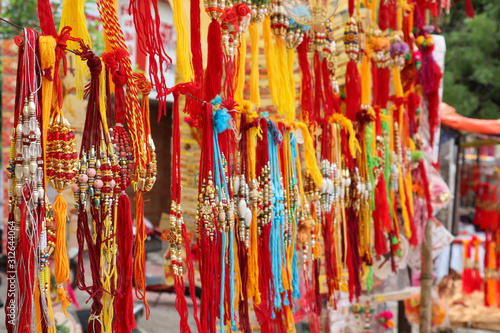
[419,217,433,333]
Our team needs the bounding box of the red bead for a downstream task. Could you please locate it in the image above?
[69,131,75,139]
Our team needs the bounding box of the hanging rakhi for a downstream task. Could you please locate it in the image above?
[366,28,391,109]
[415,33,441,146]
[204,0,224,101]
[97,0,154,318]
[389,32,417,247]
[343,7,361,121]
[355,106,376,274]
[102,50,137,332]
[322,21,339,95]
[221,3,251,99]
[47,109,78,314]
[253,118,275,330]
[6,28,47,332]
[163,84,201,333]
[308,24,325,122]
[235,110,257,333]
[267,119,289,320]
[72,43,117,333]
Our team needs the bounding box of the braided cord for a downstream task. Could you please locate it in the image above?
[97,0,147,173]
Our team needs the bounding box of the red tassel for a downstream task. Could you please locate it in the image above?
[129,0,173,114]
[102,50,128,124]
[114,194,137,333]
[373,179,392,255]
[378,0,389,31]
[204,20,223,101]
[345,60,361,121]
[472,237,483,292]
[377,67,391,109]
[37,0,57,37]
[184,0,204,120]
[313,52,324,122]
[465,0,475,18]
[297,37,313,122]
[322,58,336,120]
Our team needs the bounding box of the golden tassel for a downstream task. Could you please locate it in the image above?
[54,193,72,315]
[172,0,194,82]
[39,36,56,187]
[295,122,323,187]
[275,36,293,117]
[263,16,281,110]
[58,0,92,99]
[287,48,296,122]
[249,22,260,106]
[360,54,371,106]
[486,242,498,307]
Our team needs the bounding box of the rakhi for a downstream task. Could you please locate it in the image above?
[6,28,47,332]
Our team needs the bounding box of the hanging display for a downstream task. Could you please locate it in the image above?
[2,0,461,330]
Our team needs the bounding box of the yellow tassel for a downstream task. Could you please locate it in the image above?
[39,36,56,187]
[398,164,412,239]
[329,113,360,157]
[287,48,296,122]
[360,54,371,106]
[405,171,414,215]
[249,22,260,107]
[99,61,110,134]
[275,36,293,117]
[46,292,56,333]
[58,0,92,99]
[393,67,404,98]
[54,193,72,316]
[172,0,194,82]
[263,17,281,110]
[295,122,323,187]
[246,119,261,304]
[286,307,296,333]
[234,33,247,107]
[35,281,43,333]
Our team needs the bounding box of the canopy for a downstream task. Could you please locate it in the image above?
[441,102,500,135]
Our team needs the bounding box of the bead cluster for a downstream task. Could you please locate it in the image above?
[283,18,306,49]
[367,27,391,68]
[109,125,135,191]
[72,146,119,211]
[390,33,410,70]
[343,17,360,61]
[270,1,289,35]
[11,94,45,224]
[46,113,79,191]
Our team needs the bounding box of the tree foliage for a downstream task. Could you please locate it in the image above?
[441,0,500,119]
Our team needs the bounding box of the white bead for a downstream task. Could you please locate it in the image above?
[244,208,252,227]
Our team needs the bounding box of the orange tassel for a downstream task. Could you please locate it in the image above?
[486,242,497,307]
[462,240,473,295]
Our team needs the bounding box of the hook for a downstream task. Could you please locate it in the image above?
[0,17,23,33]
